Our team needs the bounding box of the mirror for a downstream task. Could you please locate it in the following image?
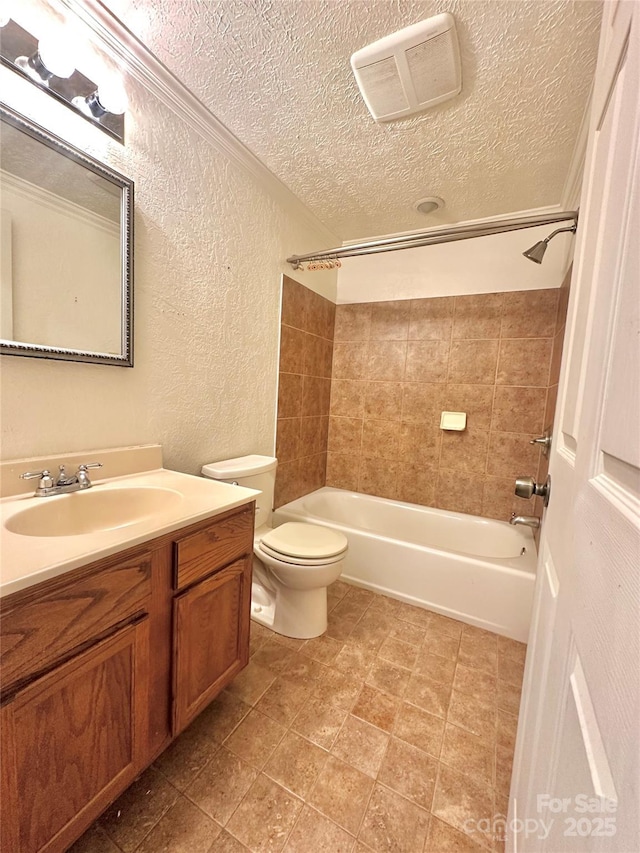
[0,104,133,366]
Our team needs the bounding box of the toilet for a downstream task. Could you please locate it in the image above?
[201,455,348,639]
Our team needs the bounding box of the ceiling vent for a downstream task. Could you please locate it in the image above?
[351,13,462,122]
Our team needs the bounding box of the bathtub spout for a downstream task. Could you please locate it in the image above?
[510,513,540,529]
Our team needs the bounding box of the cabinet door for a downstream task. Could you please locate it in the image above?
[1,618,149,853]
[172,557,251,734]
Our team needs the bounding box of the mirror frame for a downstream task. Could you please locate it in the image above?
[0,103,134,366]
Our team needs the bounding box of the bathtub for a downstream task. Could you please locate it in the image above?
[273,487,536,642]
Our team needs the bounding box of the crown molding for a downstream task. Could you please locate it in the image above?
[58,0,338,244]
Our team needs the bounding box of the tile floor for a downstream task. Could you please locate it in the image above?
[71,581,526,853]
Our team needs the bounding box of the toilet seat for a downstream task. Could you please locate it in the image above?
[259,522,348,561]
[257,540,344,566]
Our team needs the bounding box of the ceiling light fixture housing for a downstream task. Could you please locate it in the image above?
[415,196,445,215]
[351,13,462,122]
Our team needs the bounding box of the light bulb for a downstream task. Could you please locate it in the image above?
[96,78,128,115]
[38,35,75,79]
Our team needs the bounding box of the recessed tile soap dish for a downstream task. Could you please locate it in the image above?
[440,411,467,431]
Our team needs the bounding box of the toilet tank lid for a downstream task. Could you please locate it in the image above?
[202,455,277,479]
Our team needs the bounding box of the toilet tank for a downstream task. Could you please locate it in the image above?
[201,455,277,528]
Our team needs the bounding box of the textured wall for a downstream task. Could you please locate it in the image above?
[274,276,335,507]
[326,289,561,520]
[0,21,335,471]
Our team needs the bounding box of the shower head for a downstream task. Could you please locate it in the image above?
[523,222,577,264]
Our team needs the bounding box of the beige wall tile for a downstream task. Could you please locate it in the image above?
[549,329,565,385]
[328,417,363,455]
[276,418,301,463]
[405,341,449,383]
[278,373,303,419]
[401,383,446,423]
[334,303,371,341]
[453,293,503,339]
[486,432,541,478]
[370,300,411,340]
[448,340,499,385]
[330,379,365,418]
[502,289,559,338]
[300,453,326,494]
[481,475,536,521]
[436,471,483,515]
[396,464,437,507]
[281,276,308,331]
[491,386,547,433]
[326,452,360,491]
[398,423,441,466]
[362,420,400,460]
[367,341,407,380]
[332,341,368,379]
[496,338,552,386]
[279,325,306,374]
[274,459,301,508]
[440,429,490,474]
[300,416,329,456]
[359,457,399,500]
[444,385,495,430]
[301,376,331,416]
[364,381,403,420]
[409,297,454,340]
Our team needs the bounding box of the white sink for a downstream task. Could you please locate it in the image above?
[5,486,184,537]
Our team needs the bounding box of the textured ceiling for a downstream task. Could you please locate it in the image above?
[102,0,601,240]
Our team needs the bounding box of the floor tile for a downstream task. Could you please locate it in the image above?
[428,613,464,639]
[135,796,222,853]
[423,630,460,661]
[447,690,497,740]
[327,613,360,643]
[425,816,487,852]
[255,677,312,726]
[377,737,438,809]
[301,634,345,665]
[377,636,418,670]
[352,684,400,732]
[308,756,375,835]
[284,654,328,689]
[495,744,515,796]
[496,709,519,751]
[331,714,390,777]
[226,774,303,853]
[441,723,495,786]
[98,767,178,853]
[359,783,429,852]
[394,602,432,629]
[292,696,348,749]
[213,830,251,852]
[224,709,287,769]
[334,643,376,679]
[453,664,497,705]
[431,764,495,848]
[404,672,451,717]
[225,661,277,706]
[185,747,258,825]
[413,650,456,683]
[251,638,296,674]
[496,680,521,715]
[68,825,121,853]
[394,702,445,758]
[283,805,355,852]
[388,620,426,647]
[498,654,525,686]
[497,635,527,665]
[366,659,411,698]
[264,731,329,799]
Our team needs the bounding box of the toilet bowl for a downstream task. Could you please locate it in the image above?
[201,455,348,639]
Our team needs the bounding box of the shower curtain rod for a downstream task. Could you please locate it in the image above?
[286,210,578,269]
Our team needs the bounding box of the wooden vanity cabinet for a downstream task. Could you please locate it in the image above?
[0,501,254,853]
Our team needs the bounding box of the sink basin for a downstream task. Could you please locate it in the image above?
[5,487,184,537]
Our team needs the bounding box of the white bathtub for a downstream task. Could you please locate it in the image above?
[273,487,536,642]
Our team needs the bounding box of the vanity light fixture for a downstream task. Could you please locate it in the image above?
[0,16,126,143]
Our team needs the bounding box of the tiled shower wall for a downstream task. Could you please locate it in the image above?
[274,278,571,520]
[326,289,565,521]
[274,276,335,507]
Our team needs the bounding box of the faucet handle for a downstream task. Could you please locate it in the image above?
[76,462,102,487]
[77,462,103,471]
[20,469,54,491]
[20,469,52,482]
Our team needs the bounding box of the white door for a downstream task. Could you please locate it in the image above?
[508,2,640,852]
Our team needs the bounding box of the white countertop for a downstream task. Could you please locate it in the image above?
[0,468,258,598]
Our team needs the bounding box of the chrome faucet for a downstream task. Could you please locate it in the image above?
[20,462,103,497]
[510,513,540,529]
